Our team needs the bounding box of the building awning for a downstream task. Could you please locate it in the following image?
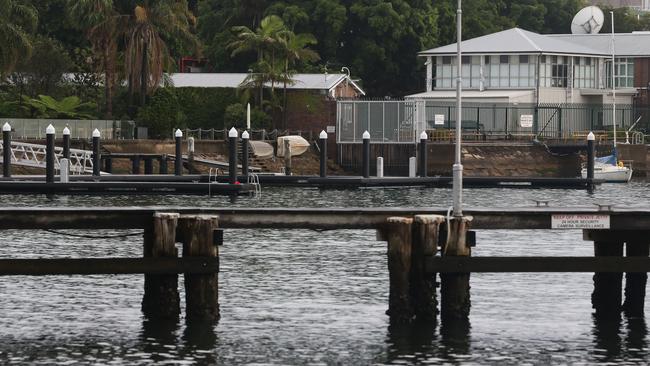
[406,89,535,103]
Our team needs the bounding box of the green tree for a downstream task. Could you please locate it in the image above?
[0,0,37,75]
[279,31,319,128]
[17,94,97,119]
[11,35,73,97]
[124,1,200,107]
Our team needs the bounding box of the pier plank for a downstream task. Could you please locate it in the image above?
[426,257,650,272]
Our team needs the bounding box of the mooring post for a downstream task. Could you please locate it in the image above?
[62,126,70,160]
[175,129,183,176]
[241,130,250,180]
[187,137,195,173]
[159,155,168,174]
[92,128,100,177]
[59,159,69,183]
[623,236,650,317]
[419,131,428,177]
[46,124,55,183]
[441,216,473,320]
[178,215,220,322]
[412,215,445,321]
[384,216,414,323]
[408,157,417,178]
[319,130,327,178]
[362,130,370,178]
[587,131,595,191]
[3,122,11,178]
[377,157,384,178]
[142,212,181,319]
[228,127,238,184]
[132,156,141,175]
[588,229,624,317]
[283,138,292,176]
[144,157,153,175]
[104,158,112,174]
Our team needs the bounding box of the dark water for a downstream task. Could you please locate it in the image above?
[0,180,649,365]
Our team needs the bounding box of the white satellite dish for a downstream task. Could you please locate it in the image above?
[571,6,604,34]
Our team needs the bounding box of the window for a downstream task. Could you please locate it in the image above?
[485,55,491,64]
[552,64,568,87]
[519,55,529,63]
[540,55,546,63]
[462,56,470,64]
[500,55,509,64]
[606,58,635,88]
[442,56,451,64]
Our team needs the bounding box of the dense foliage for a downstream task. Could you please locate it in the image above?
[3,0,650,135]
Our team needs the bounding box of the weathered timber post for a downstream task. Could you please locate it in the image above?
[623,237,650,317]
[385,216,414,323]
[46,124,55,183]
[142,212,181,319]
[92,129,101,177]
[283,139,292,176]
[419,131,428,177]
[440,216,473,320]
[228,127,238,184]
[412,215,445,321]
[132,156,141,175]
[178,215,220,322]
[3,122,11,178]
[362,130,370,178]
[319,130,327,178]
[241,130,250,180]
[175,129,183,176]
[587,132,596,192]
[62,126,70,160]
[588,229,624,317]
[144,157,153,175]
[159,155,168,174]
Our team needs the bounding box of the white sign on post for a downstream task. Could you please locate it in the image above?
[551,214,610,229]
[326,125,335,133]
[434,114,445,125]
[519,114,533,128]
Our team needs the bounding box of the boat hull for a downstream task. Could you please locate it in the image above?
[581,166,633,182]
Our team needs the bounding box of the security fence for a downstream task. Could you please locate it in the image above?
[337,100,650,143]
[0,118,135,139]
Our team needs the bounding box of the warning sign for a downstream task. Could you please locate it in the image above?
[519,114,533,128]
[551,214,610,229]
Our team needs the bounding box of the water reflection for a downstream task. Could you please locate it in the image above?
[592,313,648,362]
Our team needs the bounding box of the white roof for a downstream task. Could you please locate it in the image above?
[168,73,365,95]
[406,89,534,99]
[549,33,650,57]
[420,28,604,56]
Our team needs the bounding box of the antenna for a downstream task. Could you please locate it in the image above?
[571,6,604,34]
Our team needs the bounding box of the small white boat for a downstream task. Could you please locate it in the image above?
[581,163,633,183]
[276,136,310,157]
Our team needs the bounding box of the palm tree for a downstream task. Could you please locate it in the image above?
[0,0,37,76]
[279,31,319,128]
[124,1,200,107]
[67,0,125,119]
[230,15,290,110]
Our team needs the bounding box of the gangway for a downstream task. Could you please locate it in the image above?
[0,141,96,174]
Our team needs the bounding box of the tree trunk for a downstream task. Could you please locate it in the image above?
[140,41,148,106]
[104,46,114,119]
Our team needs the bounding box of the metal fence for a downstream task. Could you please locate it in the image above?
[0,118,135,139]
[337,100,650,143]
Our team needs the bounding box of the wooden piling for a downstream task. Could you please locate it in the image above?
[412,214,444,321]
[623,238,649,317]
[385,216,414,323]
[178,215,220,322]
[440,216,473,320]
[144,157,153,175]
[142,212,181,319]
[590,231,624,316]
[132,156,141,175]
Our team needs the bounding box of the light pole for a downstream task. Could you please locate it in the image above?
[452,0,464,217]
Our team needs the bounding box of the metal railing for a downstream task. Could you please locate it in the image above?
[0,141,94,174]
[0,119,135,140]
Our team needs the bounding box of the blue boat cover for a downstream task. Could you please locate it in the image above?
[595,148,617,165]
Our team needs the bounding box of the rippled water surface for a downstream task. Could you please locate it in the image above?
[0,180,649,365]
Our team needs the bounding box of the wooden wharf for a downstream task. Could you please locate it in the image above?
[1,206,648,323]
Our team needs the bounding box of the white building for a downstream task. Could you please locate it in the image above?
[410,27,650,105]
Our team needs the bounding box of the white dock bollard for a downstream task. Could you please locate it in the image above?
[377,157,384,178]
[409,157,417,177]
[60,159,70,183]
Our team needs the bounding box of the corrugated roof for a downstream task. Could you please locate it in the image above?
[549,33,650,56]
[168,73,365,94]
[420,28,605,56]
